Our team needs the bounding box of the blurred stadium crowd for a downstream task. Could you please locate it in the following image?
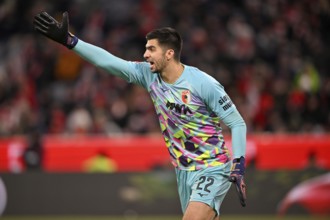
[0,0,330,136]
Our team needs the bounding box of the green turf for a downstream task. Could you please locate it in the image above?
[0,215,329,220]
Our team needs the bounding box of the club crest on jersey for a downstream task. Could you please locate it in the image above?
[181,90,191,104]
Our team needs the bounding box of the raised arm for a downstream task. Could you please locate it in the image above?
[33,11,136,81]
[73,40,134,81]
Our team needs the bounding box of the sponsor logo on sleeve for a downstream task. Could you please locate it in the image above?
[218,94,233,111]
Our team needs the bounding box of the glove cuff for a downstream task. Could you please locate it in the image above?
[231,156,246,175]
[233,156,245,163]
[66,32,78,49]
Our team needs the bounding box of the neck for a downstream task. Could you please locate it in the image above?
[160,61,184,84]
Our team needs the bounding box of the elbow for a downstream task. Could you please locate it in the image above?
[231,121,247,133]
[226,116,246,130]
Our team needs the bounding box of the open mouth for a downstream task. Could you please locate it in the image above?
[149,61,155,69]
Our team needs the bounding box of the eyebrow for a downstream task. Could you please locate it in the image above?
[145,45,156,50]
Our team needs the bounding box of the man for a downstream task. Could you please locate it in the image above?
[33,11,247,220]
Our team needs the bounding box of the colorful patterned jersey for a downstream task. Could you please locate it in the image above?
[127,62,236,171]
[74,40,239,171]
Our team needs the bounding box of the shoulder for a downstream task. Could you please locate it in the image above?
[129,61,150,73]
[183,65,223,90]
[128,61,157,87]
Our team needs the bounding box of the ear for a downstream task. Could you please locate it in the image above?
[166,49,175,61]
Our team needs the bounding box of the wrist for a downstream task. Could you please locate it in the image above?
[233,156,245,163]
[231,156,246,175]
[66,32,78,49]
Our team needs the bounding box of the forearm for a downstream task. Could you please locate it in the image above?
[73,39,133,80]
[230,123,246,158]
[222,109,246,158]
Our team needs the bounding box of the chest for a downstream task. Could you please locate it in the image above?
[148,79,207,117]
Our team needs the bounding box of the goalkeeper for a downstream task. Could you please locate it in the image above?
[34,11,247,220]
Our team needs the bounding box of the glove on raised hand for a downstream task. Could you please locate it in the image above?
[33,11,78,49]
[229,156,247,207]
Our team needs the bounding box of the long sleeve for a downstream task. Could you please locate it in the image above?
[72,39,156,88]
[221,109,246,159]
[72,40,134,81]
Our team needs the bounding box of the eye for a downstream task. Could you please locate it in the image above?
[146,46,156,52]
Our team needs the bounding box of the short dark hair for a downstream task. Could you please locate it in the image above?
[146,27,182,61]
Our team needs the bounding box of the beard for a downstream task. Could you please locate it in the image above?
[151,56,167,73]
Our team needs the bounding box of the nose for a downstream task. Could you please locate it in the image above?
[143,50,149,60]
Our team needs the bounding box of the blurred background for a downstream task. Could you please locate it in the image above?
[0,0,330,219]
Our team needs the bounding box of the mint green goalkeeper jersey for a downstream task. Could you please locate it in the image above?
[73,40,246,171]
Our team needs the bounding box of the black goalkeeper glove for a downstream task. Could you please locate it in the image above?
[33,11,78,49]
[229,156,247,207]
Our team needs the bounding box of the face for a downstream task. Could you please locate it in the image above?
[144,39,170,73]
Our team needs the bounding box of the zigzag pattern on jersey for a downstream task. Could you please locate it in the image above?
[149,80,229,171]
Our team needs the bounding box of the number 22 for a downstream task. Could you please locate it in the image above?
[196,176,214,193]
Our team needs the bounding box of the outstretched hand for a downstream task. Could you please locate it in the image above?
[33,11,77,49]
